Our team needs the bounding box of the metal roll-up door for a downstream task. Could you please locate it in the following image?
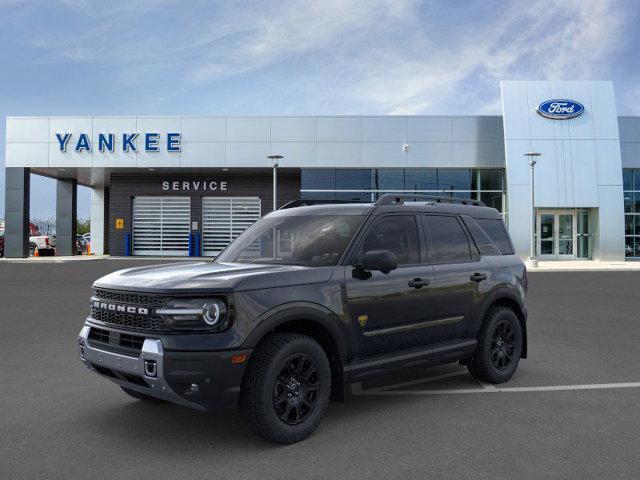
[132,196,191,256]
[202,197,261,257]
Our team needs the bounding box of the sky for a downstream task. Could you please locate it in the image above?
[1,0,639,220]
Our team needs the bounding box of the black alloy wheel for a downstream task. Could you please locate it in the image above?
[490,320,516,370]
[467,306,522,384]
[240,332,331,444]
[272,353,320,425]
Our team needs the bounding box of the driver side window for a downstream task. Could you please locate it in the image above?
[361,215,420,265]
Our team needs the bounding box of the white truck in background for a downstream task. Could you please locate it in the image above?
[29,223,55,256]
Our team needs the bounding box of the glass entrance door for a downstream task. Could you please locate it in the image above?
[557,213,574,257]
[537,211,578,260]
[577,210,592,259]
[539,213,555,256]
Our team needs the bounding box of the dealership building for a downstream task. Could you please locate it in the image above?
[4,80,640,261]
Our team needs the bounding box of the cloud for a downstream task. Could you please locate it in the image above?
[349,0,629,114]
[170,0,419,85]
[7,0,634,114]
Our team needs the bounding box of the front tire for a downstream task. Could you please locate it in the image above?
[240,333,331,444]
[468,306,522,384]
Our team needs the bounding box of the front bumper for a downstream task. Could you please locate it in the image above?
[78,325,251,410]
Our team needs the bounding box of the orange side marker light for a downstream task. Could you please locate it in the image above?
[231,354,247,364]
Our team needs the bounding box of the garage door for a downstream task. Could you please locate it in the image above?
[132,196,191,256]
[202,197,261,257]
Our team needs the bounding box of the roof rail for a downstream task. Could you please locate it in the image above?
[279,199,359,210]
[375,193,486,207]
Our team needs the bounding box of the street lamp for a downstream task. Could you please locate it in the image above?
[525,152,541,268]
[267,154,283,211]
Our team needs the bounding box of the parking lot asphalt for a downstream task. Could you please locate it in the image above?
[1,260,640,480]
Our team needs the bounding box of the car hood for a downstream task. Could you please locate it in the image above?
[93,261,335,294]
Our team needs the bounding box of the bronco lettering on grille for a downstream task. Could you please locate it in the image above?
[92,300,149,315]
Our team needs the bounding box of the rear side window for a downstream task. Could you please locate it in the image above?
[461,216,502,256]
[475,218,514,255]
[422,215,472,264]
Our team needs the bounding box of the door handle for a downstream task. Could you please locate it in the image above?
[408,278,430,288]
[470,272,488,282]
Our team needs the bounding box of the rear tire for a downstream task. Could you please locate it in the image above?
[239,333,331,444]
[468,306,522,384]
[121,387,164,402]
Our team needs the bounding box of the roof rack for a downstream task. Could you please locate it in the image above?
[279,199,360,210]
[375,193,486,207]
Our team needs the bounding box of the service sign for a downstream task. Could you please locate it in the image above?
[162,180,228,191]
[55,132,181,153]
[536,99,584,120]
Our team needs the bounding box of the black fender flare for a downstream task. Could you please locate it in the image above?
[477,285,528,358]
[241,302,350,362]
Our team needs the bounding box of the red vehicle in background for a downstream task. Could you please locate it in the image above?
[0,223,56,257]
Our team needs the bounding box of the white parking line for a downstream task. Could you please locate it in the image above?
[478,380,498,391]
[353,380,640,396]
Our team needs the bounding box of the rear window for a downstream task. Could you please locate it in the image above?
[462,216,501,256]
[475,218,514,255]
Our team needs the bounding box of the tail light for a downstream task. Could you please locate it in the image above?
[45,237,50,246]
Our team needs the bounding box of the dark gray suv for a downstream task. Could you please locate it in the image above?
[78,194,527,444]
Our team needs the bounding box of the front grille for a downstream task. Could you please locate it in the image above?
[120,333,144,350]
[88,327,110,343]
[87,327,146,353]
[90,307,168,332]
[90,288,169,332]
[93,289,167,308]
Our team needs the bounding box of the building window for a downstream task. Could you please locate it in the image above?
[624,169,640,259]
[301,168,506,212]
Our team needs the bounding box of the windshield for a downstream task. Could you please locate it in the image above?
[216,215,364,266]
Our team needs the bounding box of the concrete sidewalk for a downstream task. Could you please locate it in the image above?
[2,256,639,271]
[527,260,640,271]
[0,255,106,263]
[0,255,198,263]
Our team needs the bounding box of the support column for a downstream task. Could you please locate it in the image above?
[4,168,30,258]
[55,179,77,256]
[90,187,105,255]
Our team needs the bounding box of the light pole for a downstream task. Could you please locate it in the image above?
[267,154,283,211]
[525,152,541,268]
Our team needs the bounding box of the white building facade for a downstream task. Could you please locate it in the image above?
[4,80,640,260]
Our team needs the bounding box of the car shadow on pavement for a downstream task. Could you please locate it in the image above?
[77,366,466,450]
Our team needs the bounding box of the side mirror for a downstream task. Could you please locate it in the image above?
[360,249,398,274]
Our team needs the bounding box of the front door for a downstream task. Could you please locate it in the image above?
[344,214,436,358]
[537,211,577,260]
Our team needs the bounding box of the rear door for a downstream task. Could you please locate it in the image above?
[344,214,436,357]
[421,214,492,342]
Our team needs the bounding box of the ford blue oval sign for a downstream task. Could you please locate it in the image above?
[536,99,584,120]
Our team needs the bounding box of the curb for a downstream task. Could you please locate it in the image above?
[0,256,200,264]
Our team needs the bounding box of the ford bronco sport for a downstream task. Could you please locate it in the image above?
[78,194,527,444]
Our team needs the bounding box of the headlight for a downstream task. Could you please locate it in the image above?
[157,298,228,331]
